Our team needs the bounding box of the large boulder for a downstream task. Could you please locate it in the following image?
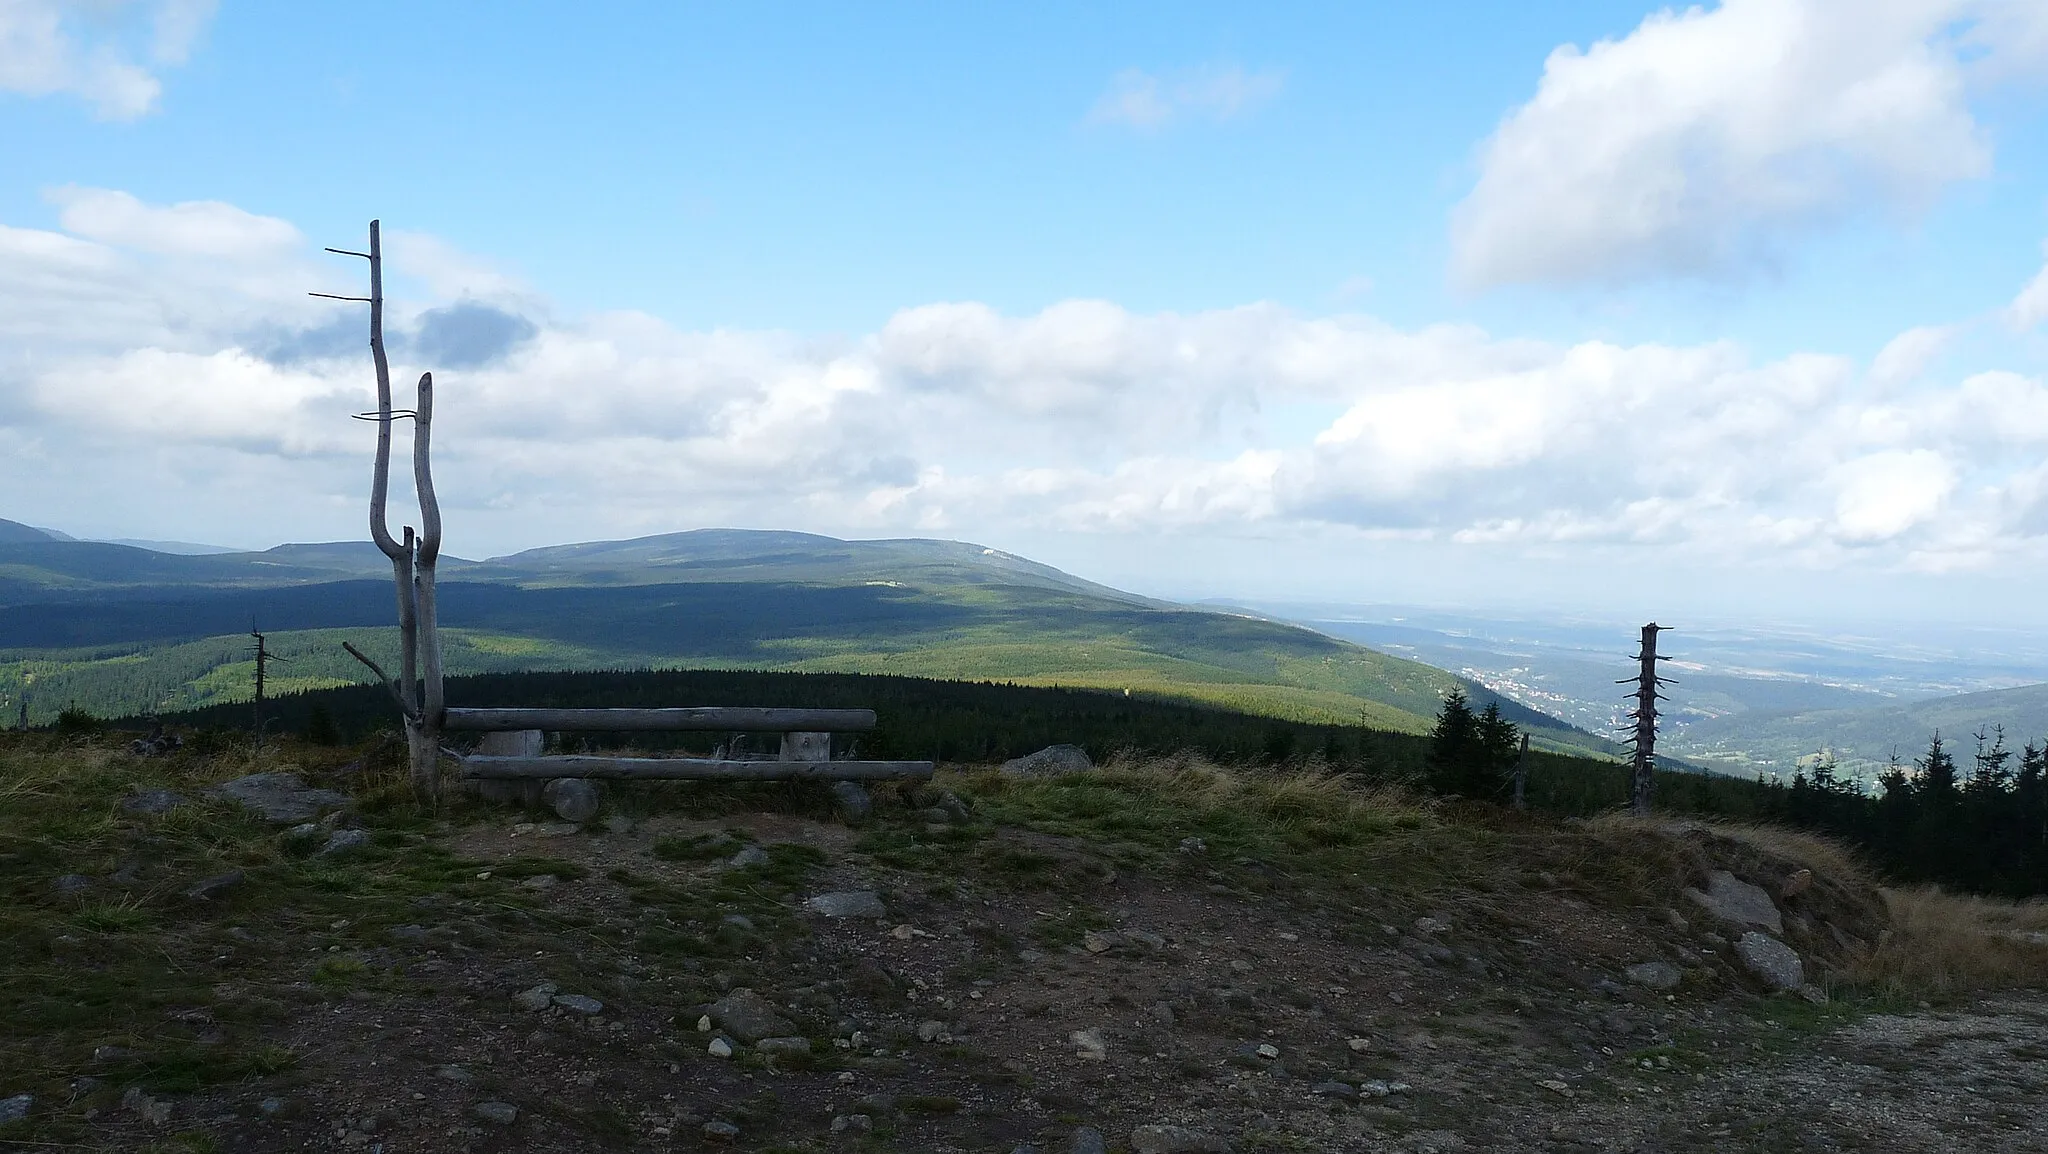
[1683,870,1783,934]
[207,774,347,824]
[1001,744,1094,779]
[1735,931,1805,991]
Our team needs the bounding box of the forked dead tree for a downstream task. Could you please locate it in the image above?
[321,218,930,813]
[1621,622,1672,816]
[319,220,446,799]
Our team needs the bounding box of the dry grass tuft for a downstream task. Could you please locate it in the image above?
[1088,748,1427,830]
[1849,887,2048,995]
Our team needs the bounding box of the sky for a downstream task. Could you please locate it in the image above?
[6,0,2048,625]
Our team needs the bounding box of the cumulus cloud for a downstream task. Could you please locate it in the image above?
[1085,64,1284,130]
[1452,0,2039,288]
[4,190,2047,573]
[0,0,213,119]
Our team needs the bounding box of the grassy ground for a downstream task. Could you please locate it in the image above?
[5,733,2047,1151]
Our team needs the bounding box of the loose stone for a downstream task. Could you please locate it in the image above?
[472,1102,518,1125]
[513,983,558,1012]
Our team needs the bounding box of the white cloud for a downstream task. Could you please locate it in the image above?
[0,0,213,119]
[1831,450,1956,543]
[7,190,2048,575]
[2010,240,2048,330]
[49,186,300,261]
[1868,323,1953,391]
[1086,64,1284,130]
[1452,0,2031,288]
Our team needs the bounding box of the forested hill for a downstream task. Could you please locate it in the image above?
[1676,681,2048,781]
[0,525,1613,757]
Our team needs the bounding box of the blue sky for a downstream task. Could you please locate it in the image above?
[6,1,2048,623]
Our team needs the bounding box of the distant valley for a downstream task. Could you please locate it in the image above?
[1253,601,2048,783]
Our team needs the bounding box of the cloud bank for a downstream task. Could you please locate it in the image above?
[4,190,2047,577]
[1452,0,2048,289]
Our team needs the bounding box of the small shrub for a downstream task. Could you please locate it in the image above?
[54,707,104,735]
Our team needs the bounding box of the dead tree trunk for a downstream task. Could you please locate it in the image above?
[250,629,269,751]
[1512,732,1530,811]
[1626,623,1669,817]
[322,220,444,802]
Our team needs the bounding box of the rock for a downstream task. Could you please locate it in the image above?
[541,778,600,824]
[0,1094,30,1124]
[436,1065,475,1085]
[1537,1079,1574,1098]
[1255,1043,1279,1060]
[757,1036,810,1060]
[932,790,972,822]
[707,1037,734,1058]
[1624,961,1682,990]
[1130,1124,1232,1153]
[121,1087,170,1125]
[1683,870,1784,934]
[917,1020,949,1043]
[708,988,796,1041]
[208,773,346,823]
[472,1101,518,1125]
[552,994,604,1014]
[256,1096,289,1117]
[1311,1080,1359,1100]
[729,846,770,869]
[1414,916,1452,935]
[1178,836,1207,854]
[703,1120,740,1142]
[521,874,559,891]
[513,982,559,1012]
[830,780,874,824]
[389,924,427,944]
[1070,1028,1107,1060]
[1001,744,1094,778]
[183,869,245,901]
[602,814,636,836]
[1735,931,1805,991]
[1125,929,1166,949]
[1083,931,1120,953]
[1360,1080,1391,1097]
[832,1114,875,1134]
[316,829,370,858]
[1346,1037,1372,1053]
[1069,1127,1109,1154]
[721,913,755,932]
[51,874,91,898]
[804,890,886,919]
[1781,868,1815,899]
[121,788,186,815]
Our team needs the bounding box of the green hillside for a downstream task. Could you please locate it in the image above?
[0,528,1616,756]
[1673,680,2048,781]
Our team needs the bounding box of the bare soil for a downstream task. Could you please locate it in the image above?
[26,802,2044,1153]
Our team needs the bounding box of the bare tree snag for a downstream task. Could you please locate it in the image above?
[1512,732,1530,811]
[322,220,445,801]
[1625,622,1671,817]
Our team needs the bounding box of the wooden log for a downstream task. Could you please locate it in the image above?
[443,707,877,733]
[459,756,932,782]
